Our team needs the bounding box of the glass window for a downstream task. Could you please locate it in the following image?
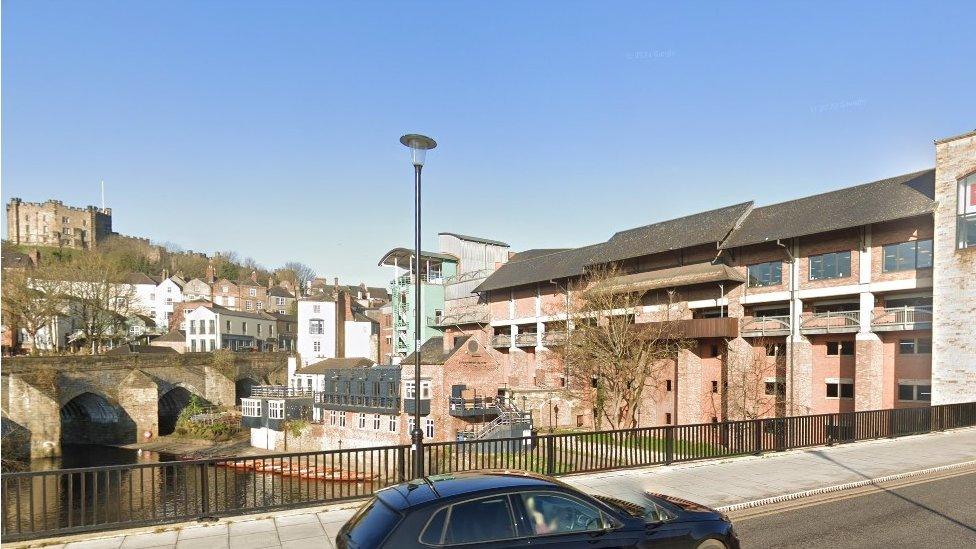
[339,412,346,427]
[268,400,284,419]
[241,399,261,417]
[444,496,515,545]
[840,382,854,399]
[309,319,325,334]
[343,498,402,549]
[826,341,854,356]
[809,251,852,280]
[424,417,434,438]
[826,380,854,399]
[747,261,783,287]
[373,414,381,430]
[898,384,915,401]
[358,413,366,429]
[388,415,398,432]
[519,492,607,536]
[958,174,976,249]
[420,507,448,545]
[917,385,932,401]
[883,239,933,272]
[313,341,321,352]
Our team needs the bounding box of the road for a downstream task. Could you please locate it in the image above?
[730,466,976,548]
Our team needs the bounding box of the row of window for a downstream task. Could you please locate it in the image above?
[746,239,934,288]
[241,398,284,418]
[189,339,216,352]
[324,410,436,438]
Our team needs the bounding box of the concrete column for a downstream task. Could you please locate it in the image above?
[118,370,159,441]
[785,335,813,416]
[724,337,755,421]
[855,332,884,411]
[676,348,703,425]
[8,374,61,458]
[204,366,236,407]
[859,292,875,333]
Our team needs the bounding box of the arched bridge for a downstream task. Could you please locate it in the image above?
[1,352,288,458]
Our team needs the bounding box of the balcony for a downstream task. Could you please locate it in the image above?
[403,398,431,416]
[491,334,512,348]
[313,392,400,413]
[541,331,568,347]
[250,386,314,398]
[428,309,491,327]
[872,306,933,332]
[800,311,860,334]
[449,396,502,418]
[740,315,791,337]
[637,317,740,339]
[514,333,538,347]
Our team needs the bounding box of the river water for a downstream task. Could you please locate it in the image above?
[29,444,177,471]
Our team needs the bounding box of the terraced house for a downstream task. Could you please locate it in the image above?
[447,130,976,430]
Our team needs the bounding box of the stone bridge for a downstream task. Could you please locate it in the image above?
[0,352,289,458]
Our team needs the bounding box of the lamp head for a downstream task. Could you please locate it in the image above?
[400,134,437,167]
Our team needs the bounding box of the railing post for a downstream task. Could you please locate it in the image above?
[545,434,555,476]
[198,462,212,519]
[397,446,406,483]
[664,426,674,465]
[754,419,763,455]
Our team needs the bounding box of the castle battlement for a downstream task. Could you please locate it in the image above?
[7,197,111,215]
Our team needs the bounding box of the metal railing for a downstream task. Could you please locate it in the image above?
[428,309,491,327]
[490,334,511,347]
[3,402,974,542]
[313,392,400,410]
[740,315,791,337]
[872,306,933,331]
[800,311,860,333]
[249,386,314,398]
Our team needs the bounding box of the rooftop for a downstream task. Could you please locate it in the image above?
[438,232,510,247]
[300,357,376,374]
[377,248,457,267]
[402,335,472,365]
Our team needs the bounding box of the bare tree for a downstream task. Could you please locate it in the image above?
[554,265,691,430]
[51,252,137,354]
[1,266,66,355]
[722,337,783,420]
[283,262,315,296]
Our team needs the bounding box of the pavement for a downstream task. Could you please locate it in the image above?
[10,428,976,549]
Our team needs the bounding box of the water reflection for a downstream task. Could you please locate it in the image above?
[30,444,176,471]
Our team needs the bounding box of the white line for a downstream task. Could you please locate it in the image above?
[716,460,976,512]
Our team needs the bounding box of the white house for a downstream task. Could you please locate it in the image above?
[124,272,160,327]
[153,276,184,331]
[297,295,337,365]
[184,304,277,352]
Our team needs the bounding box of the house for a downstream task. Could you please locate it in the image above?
[183,304,277,352]
[149,330,186,353]
[268,285,296,314]
[265,311,297,351]
[297,289,378,366]
[153,274,185,331]
[182,278,213,302]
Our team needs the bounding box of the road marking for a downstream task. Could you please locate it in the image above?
[728,464,976,521]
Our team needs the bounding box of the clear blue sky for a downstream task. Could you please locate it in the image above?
[3,1,974,286]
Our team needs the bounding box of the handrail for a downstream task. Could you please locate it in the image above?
[800,311,860,333]
[249,386,314,398]
[740,315,791,336]
[491,334,512,347]
[514,333,538,346]
[872,306,933,328]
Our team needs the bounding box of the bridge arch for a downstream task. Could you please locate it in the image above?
[158,386,210,435]
[60,392,137,445]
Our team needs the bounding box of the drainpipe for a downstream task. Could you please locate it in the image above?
[776,238,796,417]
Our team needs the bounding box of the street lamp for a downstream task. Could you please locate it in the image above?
[400,133,437,479]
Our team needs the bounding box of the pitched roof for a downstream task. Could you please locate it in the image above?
[205,304,275,320]
[268,286,295,298]
[125,272,161,285]
[153,330,186,342]
[604,262,745,293]
[473,243,607,293]
[402,335,471,365]
[600,202,752,262]
[438,233,510,247]
[721,169,935,249]
[106,344,178,355]
[510,249,570,261]
[300,357,375,374]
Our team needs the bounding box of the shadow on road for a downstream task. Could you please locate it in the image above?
[808,449,975,534]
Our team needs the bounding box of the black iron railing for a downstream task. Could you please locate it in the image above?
[3,402,974,541]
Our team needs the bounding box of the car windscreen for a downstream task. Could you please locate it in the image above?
[342,497,402,548]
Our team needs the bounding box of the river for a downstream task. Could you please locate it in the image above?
[29,444,177,471]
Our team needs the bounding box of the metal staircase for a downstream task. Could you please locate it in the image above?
[457,397,532,441]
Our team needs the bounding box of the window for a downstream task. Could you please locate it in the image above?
[898,381,932,402]
[276,297,285,306]
[268,400,285,419]
[226,320,231,331]
[257,301,264,310]
[209,320,215,334]
[748,261,783,287]
[249,288,257,297]
[329,410,338,426]
[424,417,434,438]
[242,322,248,334]
[373,414,381,430]
[339,411,346,427]
[439,496,516,545]
[899,338,932,354]
[209,339,215,351]
[190,339,197,352]
[150,293,156,301]
[711,380,719,393]
[420,380,432,399]
[958,173,976,249]
[358,413,366,429]
[241,399,261,417]
[809,251,852,280]
[408,417,415,434]
[826,379,854,399]
[404,380,415,399]
[665,379,672,392]
[257,324,262,336]
[388,415,398,432]
[765,343,782,356]
[518,492,607,537]
[664,413,672,425]
[221,286,228,293]
[765,379,786,396]
[826,341,854,356]
[189,320,196,334]
[883,239,933,272]
[245,300,253,310]
[309,319,325,334]
[313,304,321,313]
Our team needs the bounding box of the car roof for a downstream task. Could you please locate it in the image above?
[377,470,565,511]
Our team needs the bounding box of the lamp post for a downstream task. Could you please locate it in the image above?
[400,133,437,479]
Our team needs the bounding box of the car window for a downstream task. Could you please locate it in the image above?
[519,492,607,535]
[443,496,516,545]
[344,497,401,548]
[420,507,448,545]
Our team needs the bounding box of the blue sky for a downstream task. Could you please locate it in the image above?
[3,1,974,285]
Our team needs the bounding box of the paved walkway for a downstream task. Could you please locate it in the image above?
[12,428,976,549]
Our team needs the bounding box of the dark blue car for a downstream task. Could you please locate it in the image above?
[337,470,739,548]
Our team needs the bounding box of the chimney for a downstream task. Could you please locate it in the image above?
[205,261,216,284]
[267,276,274,289]
[442,330,454,354]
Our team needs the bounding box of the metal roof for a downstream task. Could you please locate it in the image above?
[377,248,457,267]
[438,233,510,247]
